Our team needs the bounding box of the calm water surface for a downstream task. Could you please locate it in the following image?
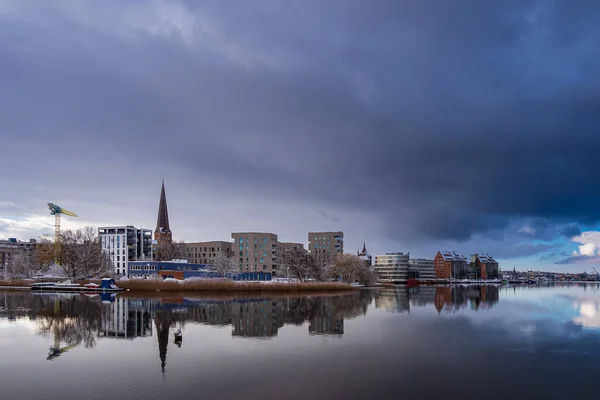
[1,285,600,399]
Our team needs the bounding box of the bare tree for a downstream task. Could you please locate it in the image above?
[154,240,186,261]
[7,251,37,278]
[328,253,375,285]
[56,227,111,280]
[209,254,239,278]
[284,249,316,281]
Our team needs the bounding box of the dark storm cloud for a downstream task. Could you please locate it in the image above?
[559,224,582,239]
[1,0,600,251]
[555,255,600,265]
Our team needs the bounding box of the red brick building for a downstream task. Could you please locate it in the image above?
[434,251,467,279]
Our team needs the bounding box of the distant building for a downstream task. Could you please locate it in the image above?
[357,242,372,266]
[184,241,233,264]
[231,232,282,275]
[232,300,281,338]
[434,251,468,279]
[154,180,172,245]
[98,297,152,339]
[408,259,436,280]
[471,254,499,279]
[99,226,152,276]
[373,253,410,282]
[308,231,343,267]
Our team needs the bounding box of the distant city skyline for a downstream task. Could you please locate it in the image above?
[2,1,600,273]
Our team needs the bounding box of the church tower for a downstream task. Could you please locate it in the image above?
[154,180,172,245]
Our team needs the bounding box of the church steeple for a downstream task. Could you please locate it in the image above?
[361,241,367,254]
[154,179,172,244]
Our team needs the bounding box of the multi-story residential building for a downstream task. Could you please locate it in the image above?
[0,238,38,277]
[232,232,282,275]
[308,231,343,267]
[408,259,436,280]
[373,252,410,282]
[471,254,499,279]
[434,251,468,279]
[99,226,152,276]
[184,241,233,264]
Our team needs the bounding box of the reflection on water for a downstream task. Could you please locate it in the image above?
[376,285,500,313]
[1,284,600,399]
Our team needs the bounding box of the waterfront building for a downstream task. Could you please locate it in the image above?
[308,231,343,267]
[471,254,499,279]
[154,180,172,245]
[357,242,372,266]
[434,251,468,279]
[408,259,436,280]
[128,260,271,281]
[280,242,307,278]
[231,232,282,275]
[184,241,233,264]
[373,252,410,282]
[99,226,152,276]
[0,238,38,278]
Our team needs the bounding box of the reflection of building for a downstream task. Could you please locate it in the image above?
[99,226,152,276]
[98,297,152,339]
[375,287,411,313]
[373,253,410,282]
[470,254,499,279]
[434,251,468,279]
[357,242,372,266]
[232,232,281,275]
[309,312,344,335]
[184,241,233,264]
[308,231,343,267]
[376,285,500,313]
[232,300,281,338]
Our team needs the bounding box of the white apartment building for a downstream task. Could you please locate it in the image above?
[98,226,152,276]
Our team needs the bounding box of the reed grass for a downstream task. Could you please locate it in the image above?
[117,279,355,292]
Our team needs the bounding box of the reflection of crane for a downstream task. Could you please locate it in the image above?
[47,203,78,242]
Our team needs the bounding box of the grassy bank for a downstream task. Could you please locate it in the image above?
[117,279,355,292]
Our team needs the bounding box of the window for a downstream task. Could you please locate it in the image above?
[263,238,267,243]
[239,251,243,256]
[239,238,243,243]
[260,258,264,263]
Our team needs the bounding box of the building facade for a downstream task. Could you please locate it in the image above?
[308,231,343,267]
[0,238,38,278]
[434,250,468,279]
[471,254,500,279]
[231,232,282,275]
[99,226,152,276]
[127,260,271,281]
[373,252,410,282]
[184,241,233,264]
[407,259,436,280]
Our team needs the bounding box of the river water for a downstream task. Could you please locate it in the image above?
[0,284,599,399]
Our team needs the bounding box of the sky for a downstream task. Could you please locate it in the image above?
[1,0,600,273]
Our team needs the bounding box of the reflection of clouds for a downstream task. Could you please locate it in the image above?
[573,301,600,328]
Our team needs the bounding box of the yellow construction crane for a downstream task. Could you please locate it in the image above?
[47,203,78,242]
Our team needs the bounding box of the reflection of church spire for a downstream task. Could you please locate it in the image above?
[154,315,172,374]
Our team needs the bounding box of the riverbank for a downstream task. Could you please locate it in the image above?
[117,279,355,292]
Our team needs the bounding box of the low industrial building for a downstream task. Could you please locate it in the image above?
[127,260,272,281]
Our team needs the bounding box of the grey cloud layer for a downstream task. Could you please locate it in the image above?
[1,1,600,259]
